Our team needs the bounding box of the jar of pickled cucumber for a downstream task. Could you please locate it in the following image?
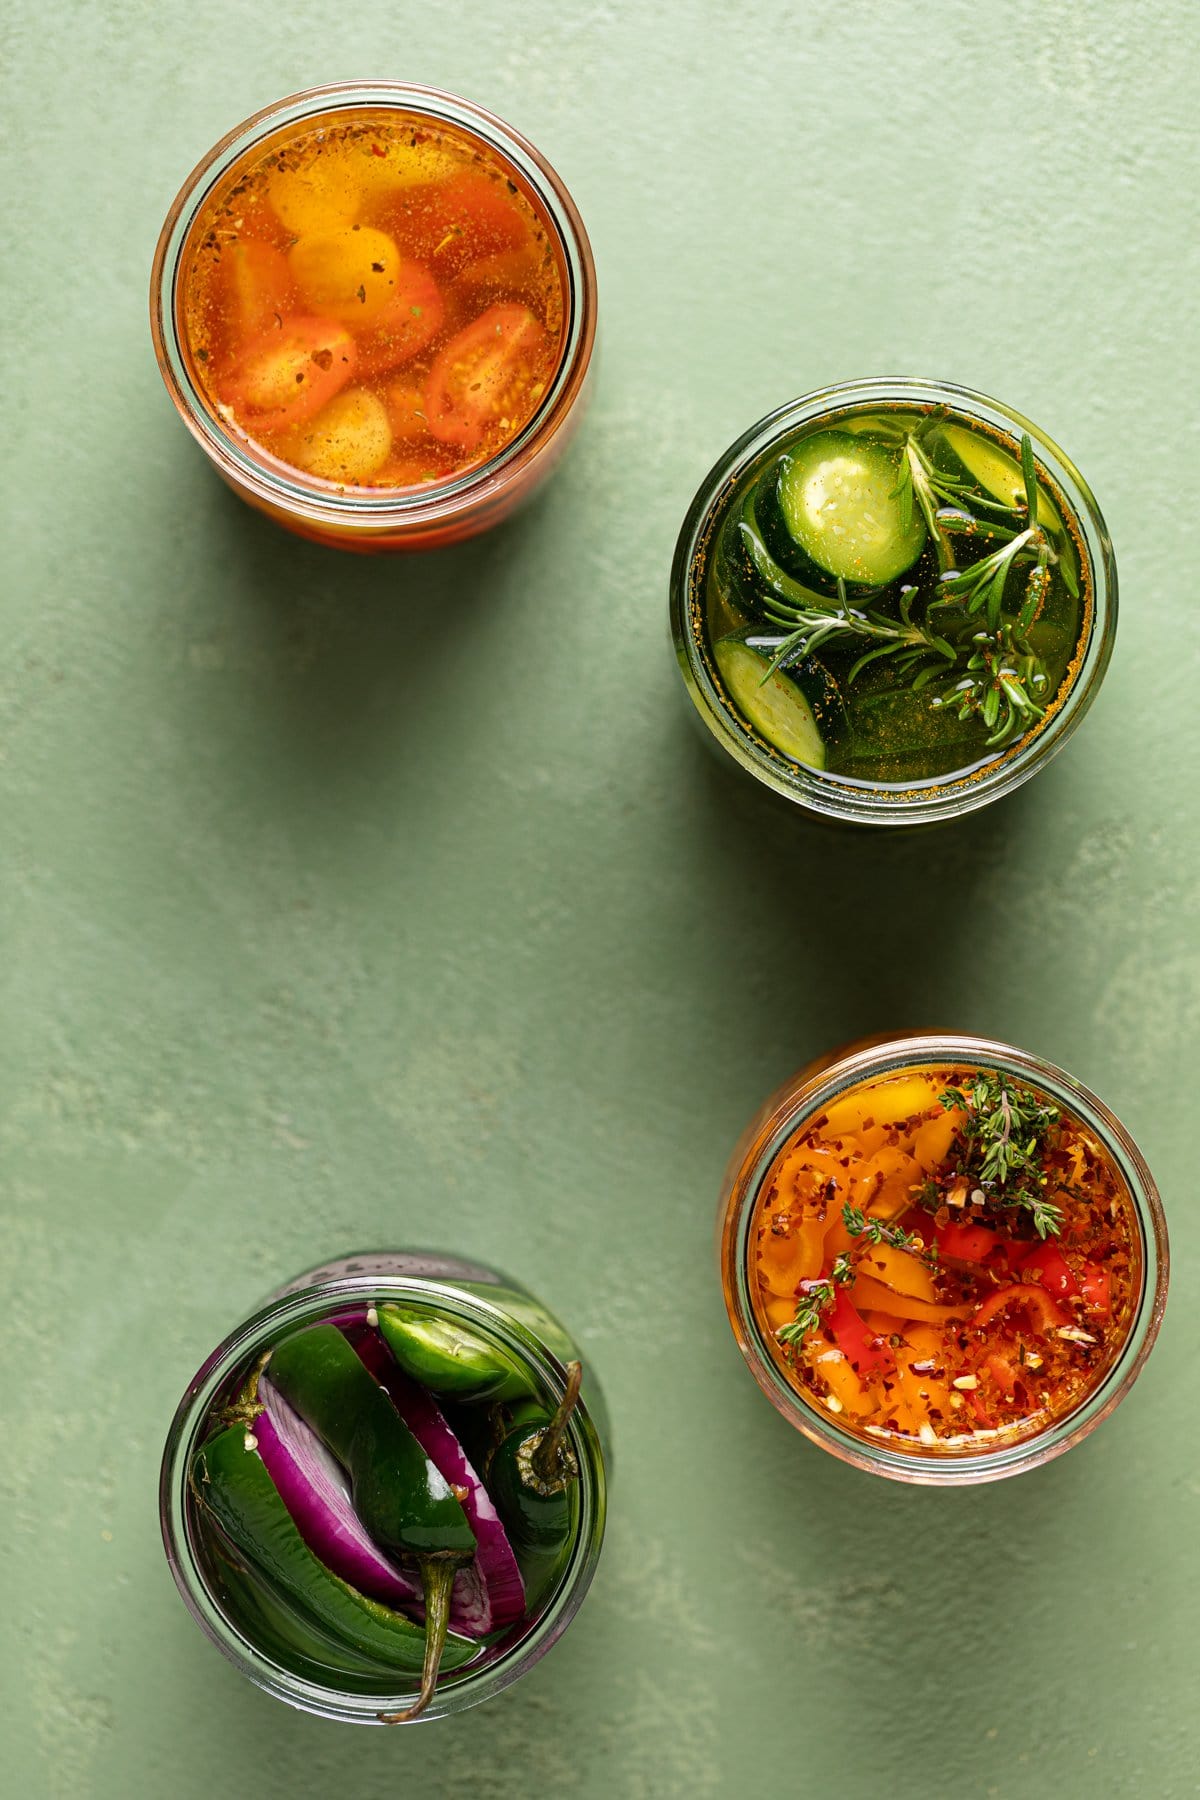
[671,380,1117,825]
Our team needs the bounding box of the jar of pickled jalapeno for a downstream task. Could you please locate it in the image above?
[671,380,1117,824]
[160,1251,608,1721]
[718,1034,1167,1484]
[151,84,596,550]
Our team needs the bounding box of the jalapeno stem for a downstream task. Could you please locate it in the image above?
[381,1557,458,1723]
[529,1361,583,1489]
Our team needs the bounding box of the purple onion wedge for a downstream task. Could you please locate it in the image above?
[254,1373,492,1637]
[351,1330,526,1630]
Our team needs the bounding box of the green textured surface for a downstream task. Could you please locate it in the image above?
[2,1,1198,1794]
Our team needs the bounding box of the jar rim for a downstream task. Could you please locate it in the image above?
[149,82,597,533]
[719,1033,1168,1486]
[670,378,1117,826]
[159,1267,606,1721]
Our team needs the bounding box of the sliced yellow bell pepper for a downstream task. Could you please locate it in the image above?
[809,1347,876,1418]
[913,1106,963,1172]
[821,1073,938,1140]
[856,1243,938,1302]
[761,1293,799,1333]
[849,1274,970,1324]
[756,1218,826,1296]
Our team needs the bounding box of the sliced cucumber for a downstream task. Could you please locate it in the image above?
[777,431,926,587]
[938,422,1063,532]
[714,636,830,769]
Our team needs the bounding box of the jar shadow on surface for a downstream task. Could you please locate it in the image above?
[714,1372,1155,1742]
[669,717,1052,1065]
[160,463,565,790]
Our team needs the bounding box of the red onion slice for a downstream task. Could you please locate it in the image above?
[254,1373,492,1637]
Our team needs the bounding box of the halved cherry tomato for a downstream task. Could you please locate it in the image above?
[383,381,431,445]
[222,316,357,433]
[828,1286,896,1377]
[282,388,392,484]
[456,244,545,300]
[972,1283,1069,1335]
[288,227,403,326]
[355,262,444,378]
[1018,1240,1080,1302]
[424,303,547,454]
[217,240,295,340]
[1079,1263,1112,1317]
[399,173,529,274]
[935,1220,1006,1263]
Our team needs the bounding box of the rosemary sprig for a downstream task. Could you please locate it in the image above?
[919,1072,1065,1238]
[776,1252,854,1346]
[732,428,1063,750]
[930,627,1051,747]
[892,426,1026,573]
[756,576,957,687]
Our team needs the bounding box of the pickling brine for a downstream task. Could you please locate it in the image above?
[703,404,1090,784]
[161,1253,607,1722]
[180,111,567,491]
[718,1036,1167,1480]
[752,1066,1138,1452]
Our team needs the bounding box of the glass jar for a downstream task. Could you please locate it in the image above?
[718,1034,1167,1485]
[150,84,596,551]
[670,379,1117,825]
[160,1250,608,1721]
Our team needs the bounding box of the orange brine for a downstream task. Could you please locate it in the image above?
[750,1065,1139,1453]
[178,110,568,492]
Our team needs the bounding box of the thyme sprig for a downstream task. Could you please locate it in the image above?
[776,1209,936,1351]
[775,1253,854,1346]
[840,1202,926,1255]
[919,1072,1065,1239]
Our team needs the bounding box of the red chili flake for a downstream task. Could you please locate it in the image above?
[370,143,386,157]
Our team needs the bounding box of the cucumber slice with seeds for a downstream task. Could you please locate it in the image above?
[777,431,926,587]
[714,636,829,769]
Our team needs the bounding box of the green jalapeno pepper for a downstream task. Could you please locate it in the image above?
[479,1362,583,1610]
[267,1324,476,1719]
[191,1423,475,1683]
[376,1304,536,1404]
[207,1537,410,1683]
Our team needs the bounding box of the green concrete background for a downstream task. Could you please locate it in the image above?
[2,0,1197,1793]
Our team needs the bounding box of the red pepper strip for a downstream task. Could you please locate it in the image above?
[829,1287,896,1377]
[972,1283,1070,1334]
[1079,1263,1112,1317]
[935,1220,1006,1263]
[1018,1241,1080,1301]
[967,1390,996,1429]
[986,1352,1019,1398]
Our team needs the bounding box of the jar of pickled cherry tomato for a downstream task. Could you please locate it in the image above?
[151,85,596,551]
[718,1034,1167,1485]
[671,379,1117,825]
[160,1251,608,1721]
